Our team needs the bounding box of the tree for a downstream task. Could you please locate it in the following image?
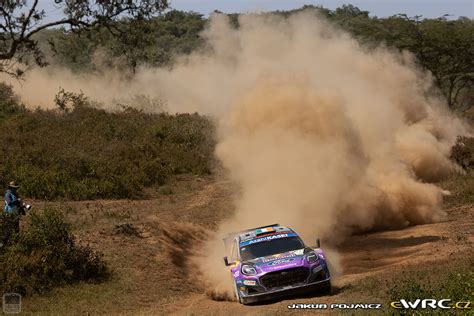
[423,17,474,109]
[379,15,474,108]
[333,4,369,19]
[329,11,474,109]
[0,0,168,78]
[47,10,206,73]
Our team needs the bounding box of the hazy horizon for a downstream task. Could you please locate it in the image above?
[37,1,473,21]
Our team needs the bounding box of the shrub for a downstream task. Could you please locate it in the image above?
[442,136,474,207]
[113,223,141,237]
[0,82,24,121]
[0,90,215,200]
[451,136,474,170]
[54,88,90,112]
[158,185,174,195]
[0,208,108,295]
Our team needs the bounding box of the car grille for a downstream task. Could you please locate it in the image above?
[260,267,310,289]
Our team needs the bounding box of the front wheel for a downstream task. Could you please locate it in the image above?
[320,279,331,295]
[233,281,242,304]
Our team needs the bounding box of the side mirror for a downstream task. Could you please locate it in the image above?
[316,238,321,248]
[223,256,233,266]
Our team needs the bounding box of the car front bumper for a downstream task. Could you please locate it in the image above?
[238,265,331,304]
[240,276,331,304]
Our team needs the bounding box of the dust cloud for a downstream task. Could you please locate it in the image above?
[187,12,469,295]
[2,11,470,296]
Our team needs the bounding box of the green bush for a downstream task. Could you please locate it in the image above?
[0,82,24,121]
[48,10,206,73]
[441,136,474,207]
[0,208,108,295]
[0,90,215,200]
[451,136,474,170]
[158,185,173,195]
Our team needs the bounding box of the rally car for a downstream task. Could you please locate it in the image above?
[223,224,331,305]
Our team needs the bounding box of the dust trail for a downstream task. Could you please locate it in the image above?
[1,11,470,296]
[187,12,469,296]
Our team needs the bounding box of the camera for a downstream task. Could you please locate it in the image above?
[21,202,31,211]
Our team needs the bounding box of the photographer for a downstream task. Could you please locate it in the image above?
[4,181,22,214]
[1,181,26,247]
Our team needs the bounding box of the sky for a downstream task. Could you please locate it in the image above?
[168,0,473,18]
[36,0,473,21]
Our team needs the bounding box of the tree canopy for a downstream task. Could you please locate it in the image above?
[0,0,168,77]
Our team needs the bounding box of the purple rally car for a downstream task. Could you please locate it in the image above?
[223,223,331,305]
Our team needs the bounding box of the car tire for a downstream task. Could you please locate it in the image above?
[233,281,242,304]
[320,279,331,295]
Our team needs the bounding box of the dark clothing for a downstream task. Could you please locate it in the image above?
[4,188,21,214]
[1,187,21,247]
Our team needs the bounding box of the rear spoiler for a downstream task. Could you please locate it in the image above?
[222,223,280,255]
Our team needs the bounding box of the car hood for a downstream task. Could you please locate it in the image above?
[247,248,307,272]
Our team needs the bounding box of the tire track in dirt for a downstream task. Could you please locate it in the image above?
[164,200,473,315]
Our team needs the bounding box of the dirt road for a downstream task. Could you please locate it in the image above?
[167,194,473,315]
[23,175,473,314]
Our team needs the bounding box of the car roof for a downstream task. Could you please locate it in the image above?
[237,225,295,244]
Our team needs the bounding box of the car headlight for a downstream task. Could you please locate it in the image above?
[241,264,257,276]
[306,251,319,264]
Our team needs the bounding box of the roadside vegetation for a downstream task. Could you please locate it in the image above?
[441,136,474,207]
[388,267,473,309]
[0,207,108,296]
[0,83,214,200]
[340,258,473,314]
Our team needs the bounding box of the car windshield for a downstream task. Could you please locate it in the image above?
[239,236,305,261]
